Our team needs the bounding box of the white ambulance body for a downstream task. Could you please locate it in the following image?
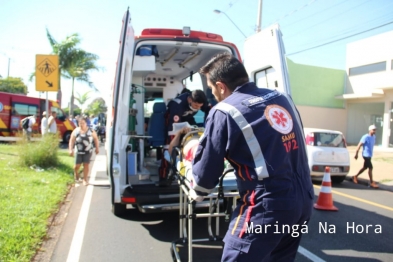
[107,10,291,216]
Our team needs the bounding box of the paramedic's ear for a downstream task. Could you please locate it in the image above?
[215,81,227,95]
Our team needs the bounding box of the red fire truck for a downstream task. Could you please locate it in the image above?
[0,91,76,142]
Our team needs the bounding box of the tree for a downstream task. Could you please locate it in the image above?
[45,29,82,107]
[65,49,100,117]
[0,77,28,94]
[85,97,107,116]
[74,91,91,112]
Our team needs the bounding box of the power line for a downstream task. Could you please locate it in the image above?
[284,0,372,40]
[267,0,319,26]
[279,0,350,29]
[308,12,393,46]
[287,20,393,56]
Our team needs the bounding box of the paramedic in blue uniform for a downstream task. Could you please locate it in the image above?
[189,53,314,261]
[165,89,207,134]
[158,89,207,185]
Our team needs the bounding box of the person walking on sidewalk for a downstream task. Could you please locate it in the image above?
[352,124,379,188]
[68,116,99,186]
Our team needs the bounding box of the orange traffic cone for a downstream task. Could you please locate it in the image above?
[314,167,338,211]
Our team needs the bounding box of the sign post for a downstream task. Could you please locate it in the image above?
[35,54,59,134]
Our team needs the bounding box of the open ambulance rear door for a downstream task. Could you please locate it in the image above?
[108,9,135,215]
[243,24,291,96]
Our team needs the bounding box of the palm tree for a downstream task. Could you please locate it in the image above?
[74,91,91,113]
[46,29,81,107]
[65,49,100,117]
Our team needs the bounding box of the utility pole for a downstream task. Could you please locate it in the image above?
[7,58,10,78]
[256,0,263,33]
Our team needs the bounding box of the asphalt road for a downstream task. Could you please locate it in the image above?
[46,147,393,262]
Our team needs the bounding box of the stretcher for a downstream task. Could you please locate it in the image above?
[167,130,239,262]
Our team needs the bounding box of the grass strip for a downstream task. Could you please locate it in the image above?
[0,143,74,261]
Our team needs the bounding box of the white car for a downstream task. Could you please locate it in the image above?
[304,128,350,183]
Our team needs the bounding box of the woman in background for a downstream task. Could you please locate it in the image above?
[68,116,99,186]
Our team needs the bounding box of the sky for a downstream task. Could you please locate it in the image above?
[1,0,393,109]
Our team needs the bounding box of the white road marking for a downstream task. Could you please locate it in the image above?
[298,246,326,262]
[66,155,107,262]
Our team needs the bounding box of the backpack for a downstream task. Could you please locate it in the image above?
[22,117,29,130]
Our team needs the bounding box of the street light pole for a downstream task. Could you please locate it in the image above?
[7,58,10,78]
[256,0,263,33]
[213,9,247,38]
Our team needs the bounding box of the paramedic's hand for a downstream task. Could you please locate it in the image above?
[189,188,204,202]
[69,149,74,157]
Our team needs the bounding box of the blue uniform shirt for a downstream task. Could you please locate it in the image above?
[166,93,198,132]
[360,134,375,157]
[192,83,311,194]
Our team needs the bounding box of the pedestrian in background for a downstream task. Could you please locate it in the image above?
[21,114,36,141]
[72,115,80,127]
[352,124,379,188]
[41,111,48,135]
[68,116,99,186]
[48,111,57,135]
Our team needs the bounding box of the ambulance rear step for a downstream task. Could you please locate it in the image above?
[138,200,223,213]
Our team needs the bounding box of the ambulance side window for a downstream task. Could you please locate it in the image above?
[13,103,38,116]
[255,67,278,89]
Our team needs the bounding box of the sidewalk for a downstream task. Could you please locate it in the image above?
[346,146,393,192]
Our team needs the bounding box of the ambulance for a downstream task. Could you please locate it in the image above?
[0,92,76,142]
[106,9,291,216]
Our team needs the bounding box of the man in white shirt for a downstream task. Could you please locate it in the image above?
[21,114,36,141]
[41,111,48,135]
[48,111,57,134]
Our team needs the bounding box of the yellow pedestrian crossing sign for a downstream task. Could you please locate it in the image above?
[35,55,59,91]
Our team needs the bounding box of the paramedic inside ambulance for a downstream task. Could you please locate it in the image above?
[165,89,207,135]
[158,89,207,186]
[190,53,314,261]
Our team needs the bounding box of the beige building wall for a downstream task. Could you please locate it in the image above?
[297,105,347,136]
[344,30,393,147]
[346,31,393,93]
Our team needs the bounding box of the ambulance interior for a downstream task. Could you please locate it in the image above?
[127,39,236,184]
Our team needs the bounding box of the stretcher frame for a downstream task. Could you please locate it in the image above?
[168,131,239,262]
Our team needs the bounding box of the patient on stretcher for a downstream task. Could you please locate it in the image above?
[164,126,201,174]
[163,126,235,202]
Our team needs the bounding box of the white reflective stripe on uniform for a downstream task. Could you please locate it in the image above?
[187,166,214,193]
[320,186,332,193]
[173,98,181,104]
[282,93,305,140]
[215,102,269,180]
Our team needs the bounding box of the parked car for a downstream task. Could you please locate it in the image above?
[304,128,350,183]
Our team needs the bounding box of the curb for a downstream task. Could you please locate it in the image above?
[345,176,393,192]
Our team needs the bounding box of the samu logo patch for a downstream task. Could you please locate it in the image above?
[265,105,293,134]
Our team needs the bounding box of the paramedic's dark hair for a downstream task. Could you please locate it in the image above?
[190,90,207,104]
[199,53,249,91]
